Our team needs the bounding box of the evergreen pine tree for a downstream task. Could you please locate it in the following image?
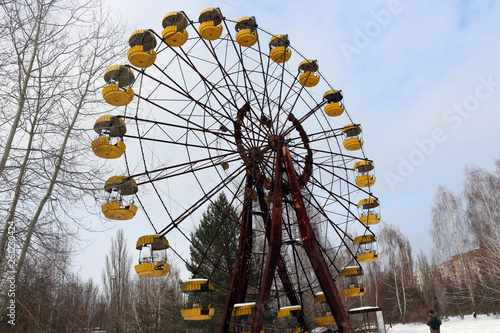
[186,192,240,328]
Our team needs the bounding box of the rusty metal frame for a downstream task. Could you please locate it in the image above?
[283,146,354,333]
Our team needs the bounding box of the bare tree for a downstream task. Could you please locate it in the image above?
[430,185,476,313]
[415,251,444,312]
[130,264,184,333]
[379,223,415,322]
[0,0,125,320]
[464,161,500,312]
[102,229,133,332]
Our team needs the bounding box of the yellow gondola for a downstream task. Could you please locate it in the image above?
[298,59,320,87]
[181,305,215,321]
[277,305,302,318]
[353,234,376,244]
[198,8,223,41]
[269,34,291,63]
[339,266,363,277]
[92,115,126,159]
[357,198,381,225]
[314,292,336,326]
[235,17,258,47]
[232,302,256,317]
[341,124,363,151]
[341,284,366,297]
[354,234,379,262]
[340,265,366,297]
[357,251,379,263]
[134,235,170,277]
[101,176,138,220]
[353,160,376,187]
[127,30,157,68]
[162,11,189,47]
[102,65,135,106]
[278,305,305,332]
[181,279,215,320]
[323,90,344,117]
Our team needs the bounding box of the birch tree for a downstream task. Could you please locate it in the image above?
[130,264,184,333]
[102,229,133,332]
[430,185,476,313]
[379,223,416,322]
[0,0,125,321]
[464,162,500,312]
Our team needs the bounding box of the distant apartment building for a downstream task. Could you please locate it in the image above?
[413,248,492,289]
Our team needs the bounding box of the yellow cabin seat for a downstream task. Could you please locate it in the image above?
[343,138,363,151]
[355,174,376,187]
[357,251,379,262]
[181,306,215,320]
[180,278,215,320]
[236,28,258,47]
[135,262,170,277]
[316,316,336,325]
[102,84,134,106]
[299,72,320,87]
[128,46,156,68]
[162,26,189,47]
[341,286,366,297]
[359,213,380,225]
[199,21,223,40]
[324,102,344,117]
[92,137,126,159]
[270,46,292,63]
[339,266,363,277]
[101,201,137,220]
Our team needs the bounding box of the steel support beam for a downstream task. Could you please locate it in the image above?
[283,146,353,333]
[256,185,308,331]
[219,174,254,333]
[251,148,284,332]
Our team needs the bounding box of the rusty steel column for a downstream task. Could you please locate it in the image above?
[219,174,254,333]
[282,146,354,333]
[250,148,283,333]
[256,185,308,331]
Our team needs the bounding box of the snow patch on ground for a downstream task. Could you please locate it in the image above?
[386,314,500,332]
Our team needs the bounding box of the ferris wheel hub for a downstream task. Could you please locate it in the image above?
[268,135,284,151]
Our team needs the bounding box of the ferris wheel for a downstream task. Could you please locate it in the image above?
[92,8,381,333]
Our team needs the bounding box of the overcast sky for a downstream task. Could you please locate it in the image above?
[77,0,500,283]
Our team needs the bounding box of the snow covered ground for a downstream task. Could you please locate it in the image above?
[386,314,500,332]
